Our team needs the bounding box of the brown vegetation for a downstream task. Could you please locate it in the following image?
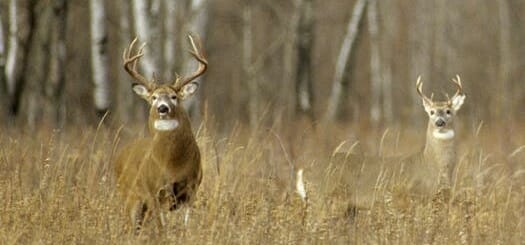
[0,119,524,243]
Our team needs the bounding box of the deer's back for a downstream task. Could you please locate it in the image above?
[329,151,439,209]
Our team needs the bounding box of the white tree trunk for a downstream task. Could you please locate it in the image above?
[132,0,157,77]
[5,0,17,96]
[367,0,381,126]
[163,0,178,80]
[90,0,110,113]
[242,2,257,128]
[183,0,209,118]
[324,0,367,121]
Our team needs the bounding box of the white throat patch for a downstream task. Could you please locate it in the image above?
[154,119,179,131]
[433,129,455,140]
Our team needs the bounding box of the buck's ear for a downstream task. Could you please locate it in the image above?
[179,82,199,100]
[132,84,150,99]
[451,94,466,111]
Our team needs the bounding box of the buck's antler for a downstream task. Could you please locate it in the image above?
[416,76,433,104]
[451,75,463,98]
[123,38,154,89]
[173,34,208,91]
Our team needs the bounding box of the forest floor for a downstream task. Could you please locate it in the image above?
[0,120,524,244]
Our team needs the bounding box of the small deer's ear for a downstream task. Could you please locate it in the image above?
[132,84,150,99]
[178,82,199,100]
[451,94,466,111]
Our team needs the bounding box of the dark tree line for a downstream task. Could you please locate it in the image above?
[0,0,523,131]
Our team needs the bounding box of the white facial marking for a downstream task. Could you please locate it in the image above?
[433,129,455,140]
[154,119,179,131]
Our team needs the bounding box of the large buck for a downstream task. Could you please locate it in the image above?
[114,34,207,231]
[330,75,466,212]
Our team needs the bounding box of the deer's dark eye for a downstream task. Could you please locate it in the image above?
[430,110,435,115]
[171,95,177,100]
[446,109,451,115]
[152,96,158,100]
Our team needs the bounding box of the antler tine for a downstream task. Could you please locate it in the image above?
[174,34,208,91]
[122,38,153,89]
[416,75,432,104]
[451,74,463,98]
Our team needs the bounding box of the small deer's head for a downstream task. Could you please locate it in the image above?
[416,75,466,140]
[123,35,207,131]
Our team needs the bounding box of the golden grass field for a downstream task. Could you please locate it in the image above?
[1,119,524,244]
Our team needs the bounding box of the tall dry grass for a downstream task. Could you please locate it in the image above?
[0,120,524,244]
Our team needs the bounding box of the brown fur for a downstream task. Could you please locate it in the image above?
[114,85,202,230]
[115,35,207,231]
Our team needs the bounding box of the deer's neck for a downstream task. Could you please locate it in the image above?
[148,114,197,163]
[423,122,456,186]
[424,123,456,160]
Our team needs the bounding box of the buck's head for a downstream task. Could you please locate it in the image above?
[123,35,207,131]
[416,75,466,140]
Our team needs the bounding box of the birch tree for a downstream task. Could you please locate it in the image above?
[0,8,6,116]
[324,0,367,122]
[117,0,133,123]
[90,0,110,116]
[45,0,68,125]
[163,0,178,80]
[242,1,257,128]
[131,0,158,78]
[182,0,209,119]
[498,0,511,121]
[294,0,315,120]
[367,0,381,126]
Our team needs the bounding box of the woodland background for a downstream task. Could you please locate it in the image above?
[0,0,524,131]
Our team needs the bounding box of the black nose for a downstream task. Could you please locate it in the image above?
[435,119,446,127]
[158,105,169,114]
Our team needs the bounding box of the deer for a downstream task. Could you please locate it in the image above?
[114,34,207,231]
[328,75,466,215]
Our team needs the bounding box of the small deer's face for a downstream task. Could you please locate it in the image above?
[422,99,464,131]
[417,75,466,140]
[132,82,198,131]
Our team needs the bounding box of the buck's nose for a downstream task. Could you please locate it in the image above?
[435,118,446,127]
[158,104,170,114]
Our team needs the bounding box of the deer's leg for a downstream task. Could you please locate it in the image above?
[130,201,147,233]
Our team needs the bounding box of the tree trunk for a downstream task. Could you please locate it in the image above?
[367,0,381,127]
[44,0,68,126]
[0,8,6,119]
[324,0,367,122]
[410,0,432,125]
[182,0,209,121]
[19,1,53,129]
[90,0,110,117]
[4,0,34,118]
[163,0,178,80]
[131,0,158,78]
[242,1,257,128]
[5,0,17,98]
[295,0,315,120]
[498,0,511,121]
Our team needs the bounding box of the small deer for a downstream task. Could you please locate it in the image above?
[114,34,207,231]
[330,75,466,212]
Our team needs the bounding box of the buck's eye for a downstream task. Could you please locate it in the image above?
[430,110,435,115]
[171,95,177,100]
[446,109,451,115]
[152,96,158,100]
